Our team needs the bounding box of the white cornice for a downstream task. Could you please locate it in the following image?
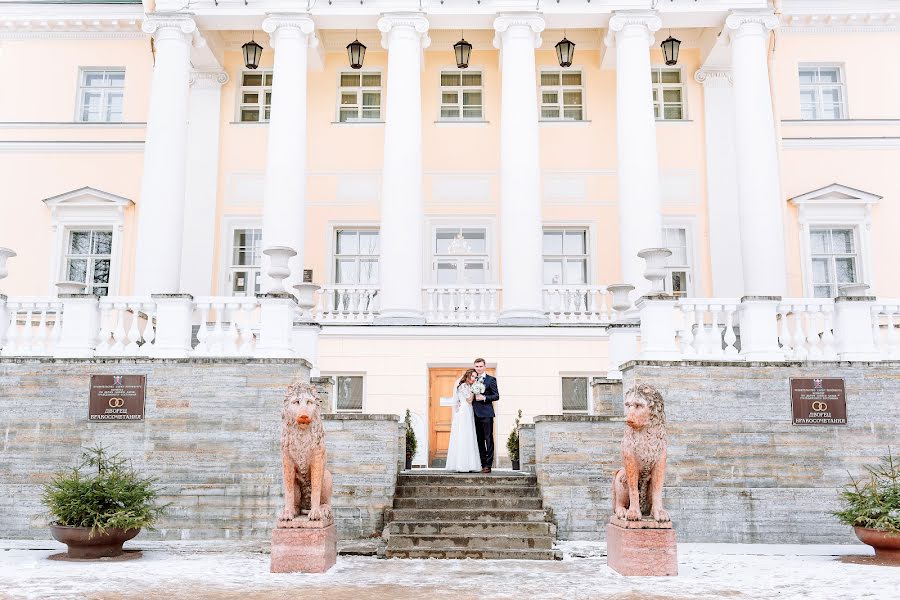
[0,141,144,153]
[782,137,900,149]
[0,4,144,39]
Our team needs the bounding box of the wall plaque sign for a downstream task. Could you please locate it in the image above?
[790,378,847,425]
[89,375,146,421]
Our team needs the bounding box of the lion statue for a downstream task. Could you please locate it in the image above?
[611,383,670,523]
[279,381,333,523]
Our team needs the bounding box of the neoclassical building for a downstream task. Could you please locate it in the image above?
[1,0,899,466]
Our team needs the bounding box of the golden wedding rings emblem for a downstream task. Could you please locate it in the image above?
[811,401,828,412]
[108,397,125,408]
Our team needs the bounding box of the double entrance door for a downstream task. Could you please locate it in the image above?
[428,366,495,468]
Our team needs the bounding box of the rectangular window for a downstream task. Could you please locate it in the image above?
[652,67,684,120]
[334,229,379,285]
[78,69,124,122]
[229,228,262,296]
[662,226,692,298]
[540,71,584,121]
[542,228,588,285]
[439,71,483,120]
[334,375,364,412]
[561,377,589,414]
[65,229,112,296]
[338,72,382,122]
[432,228,489,285]
[799,65,846,120]
[810,228,858,298]
[239,70,273,122]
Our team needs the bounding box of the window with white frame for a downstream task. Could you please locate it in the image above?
[334,229,379,285]
[540,70,584,121]
[662,226,692,298]
[542,228,588,285]
[810,228,858,298]
[65,229,112,296]
[651,67,684,120]
[799,65,846,120]
[238,70,273,122]
[561,377,589,414]
[338,72,382,122]
[77,69,124,122]
[228,228,262,296]
[334,375,364,413]
[433,228,489,285]
[439,71,483,120]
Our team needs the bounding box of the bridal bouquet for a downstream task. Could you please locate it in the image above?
[471,380,486,395]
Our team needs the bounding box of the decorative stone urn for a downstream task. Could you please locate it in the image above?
[55,281,86,295]
[854,527,900,564]
[263,246,297,293]
[838,283,871,297]
[0,247,16,284]
[607,284,636,315]
[293,282,321,322]
[49,524,140,559]
[637,248,672,293]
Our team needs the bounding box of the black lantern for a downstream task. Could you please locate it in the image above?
[661,35,681,66]
[242,36,263,70]
[555,37,575,68]
[347,38,366,70]
[454,37,472,69]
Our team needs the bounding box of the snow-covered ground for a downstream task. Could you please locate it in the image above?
[0,540,897,600]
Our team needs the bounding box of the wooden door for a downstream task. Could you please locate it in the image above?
[428,367,495,467]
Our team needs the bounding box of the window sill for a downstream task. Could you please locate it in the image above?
[331,120,385,126]
[230,121,268,125]
[655,119,694,123]
[539,119,592,126]
[434,120,490,127]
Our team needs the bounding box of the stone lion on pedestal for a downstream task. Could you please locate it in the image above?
[279,381,333,523]
[611,383,670,523]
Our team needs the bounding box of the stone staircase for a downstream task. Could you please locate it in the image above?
[383,471,561,560]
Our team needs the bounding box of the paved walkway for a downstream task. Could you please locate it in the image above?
[0,540,897,600]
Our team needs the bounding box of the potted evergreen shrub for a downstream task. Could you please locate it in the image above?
[42,446,166,559]
[833,449,900,563]
[404,410,417,470]
[507,410,522,471]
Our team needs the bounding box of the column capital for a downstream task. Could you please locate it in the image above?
[492,12,545,49]
[604,11,661,48]
[725,9,779,39]
[262,13,317,49]
[694,67,733,88]
[142,12,196,40]
[378,12,430,49]
[189,69,228,88]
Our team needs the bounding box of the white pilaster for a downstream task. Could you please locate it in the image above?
[375,13,430,324]
[493,13,548,325]
[726,10,787,296]
[605,11,664,293]
[260,14,316,293]
[695,68,745,297]
[181,70,228,296]
[134,14,195,295]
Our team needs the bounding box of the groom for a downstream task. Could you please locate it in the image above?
[472,357,499,474]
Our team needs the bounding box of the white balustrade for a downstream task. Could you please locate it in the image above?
[0,298,63,356]
[872,299,900,360]
[193,297,260,356]
[424,286,499,324]
[315,286,380,323]
[95,297,156,356]
[675,299,740,360]
[543,286,613,324]
[777,299,837,360]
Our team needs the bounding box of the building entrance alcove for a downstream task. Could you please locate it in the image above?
[428,366,495,468]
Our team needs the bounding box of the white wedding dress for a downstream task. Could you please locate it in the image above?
[445,383,482,472]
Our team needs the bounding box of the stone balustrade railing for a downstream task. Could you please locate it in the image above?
[675,298,740,359]
[424,285,500,323]
[1,297,63,356]
[542,285,615,324]
[315,285,379,323]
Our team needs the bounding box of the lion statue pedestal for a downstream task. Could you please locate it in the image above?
[270,382,337,574]
[607,383,678,576]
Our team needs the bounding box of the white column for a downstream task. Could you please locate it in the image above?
[493,13,547,325]
[606,11,664,293]
[180,70,228,296]
[260,14,316,293]
[695,68,745,297]
[134,14,195,295]
[375,13,430,324]
[726,10,787,296]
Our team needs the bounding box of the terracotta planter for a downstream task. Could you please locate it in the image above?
[854,526,900,564]
[49,524,140,559]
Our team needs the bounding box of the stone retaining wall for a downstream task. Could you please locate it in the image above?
[0,358,401,541]
[535,360,900,543]
[517,424,535,473]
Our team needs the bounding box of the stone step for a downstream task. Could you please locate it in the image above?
[395,485,540,499]
[383,547,563,561]
[387,533,555,551]
[392,496,543,510]
[388,520,556,537]
[384,507,553,523]
[399,474,537,486]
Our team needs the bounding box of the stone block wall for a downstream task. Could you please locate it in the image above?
[591,377,623,416]
[536,360,900,543]
[517,424,535,472]
[0,358,401,541]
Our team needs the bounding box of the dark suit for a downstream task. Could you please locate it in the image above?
[472,374,499,468]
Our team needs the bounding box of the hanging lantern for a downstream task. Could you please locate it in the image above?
[661,35,681,66]
[347,38,366,70]
[242,38,263,70]
[454,37,472,69]
[555,37,575,68]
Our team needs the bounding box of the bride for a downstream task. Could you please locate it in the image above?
[445,368,482,473]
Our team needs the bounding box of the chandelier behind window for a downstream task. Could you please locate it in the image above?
[447,232,472,255]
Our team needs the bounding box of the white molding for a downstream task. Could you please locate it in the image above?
[0,122,146,129]
[0,141,144,153]
[782,137,900,148]
[320,325,610,338]
[781,119,900,125]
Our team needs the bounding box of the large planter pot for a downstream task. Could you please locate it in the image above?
[49,524,140,559]
[404,455,413,470]
[854,526,900,563]
[511,459,521,471]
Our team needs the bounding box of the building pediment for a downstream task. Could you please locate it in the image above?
[789,183,881,208]
[42,186,133,218]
